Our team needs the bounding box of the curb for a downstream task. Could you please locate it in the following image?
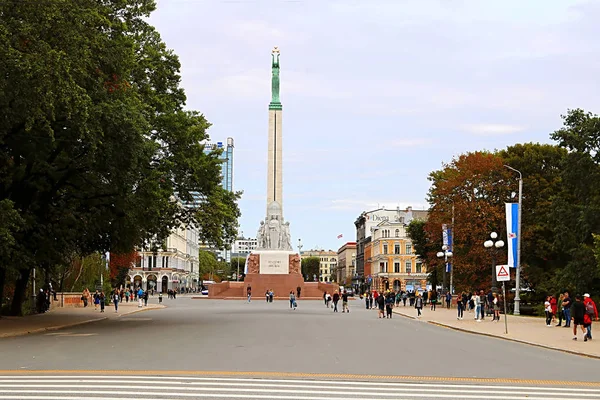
[392,310,600,360]
[0,305,166,339]
[0,317,108,339]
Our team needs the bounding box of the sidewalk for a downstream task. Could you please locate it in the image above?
[393,305,600,359]
[0,301,165,339]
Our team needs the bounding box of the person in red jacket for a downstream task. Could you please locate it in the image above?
[550,296,558,323]
[583,294,599,341]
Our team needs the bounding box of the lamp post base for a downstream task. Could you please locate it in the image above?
[514,298,520,315]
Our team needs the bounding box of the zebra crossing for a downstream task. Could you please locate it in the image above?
[0,375,599,400]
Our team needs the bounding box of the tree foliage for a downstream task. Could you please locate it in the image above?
[301,257,320,281]
[0,1,240,314]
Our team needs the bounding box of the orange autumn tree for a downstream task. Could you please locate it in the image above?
[109,252,137,288]
[425,152,513,292]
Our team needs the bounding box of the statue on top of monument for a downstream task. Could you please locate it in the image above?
[256,201,292,251]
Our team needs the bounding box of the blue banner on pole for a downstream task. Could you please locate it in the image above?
[442,225,452,272]
[505,203,518,268]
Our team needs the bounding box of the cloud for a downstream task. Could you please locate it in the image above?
[461,124,526,136]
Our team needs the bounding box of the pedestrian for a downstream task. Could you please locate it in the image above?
[572,295,587,341]
[144,290,149,306]
[269,289,274,303]
[544,296,553,326]
[550,295,558,324]
[342,290,349,313]
[562,291,572,328]
[332,291,340,312]
[99,291,105,313]
[113,290,119,312]
[93,290,100,311]
[445,291,452,309]
[377,292,385,318]
[247,286,252,303]
[125,289,130,303]
[556,293,564,327]
[297,286,301,299]
[323,291,328,307]
[326,292,332,308]
[81,288,89,308]
[415,292,423,318]
[493,293,500,322]
[474,291,482,321]
[365,292,370,310]
[289,291,296,310]
[430,290,437,311]
[457,292,464,320]
[138,288,144,307]
[583,293,598,341]
[402,292,407,307]
[385,292,394,318]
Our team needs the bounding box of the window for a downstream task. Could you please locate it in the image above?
[405,260,412,273]
[395,229,399,237]
[383,244,388,254]
[416,262,422,273]
[394,262,400,273]
[405,244,412,255]
[394,244,400,254]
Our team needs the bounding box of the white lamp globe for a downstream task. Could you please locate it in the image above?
[490,232,498,239]
[484,240,493,248]
[495,240,505,248]
[437,252,444,258]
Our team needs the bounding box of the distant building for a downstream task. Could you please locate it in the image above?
[369,221,427,293]
[301,250,338,283]
[336,242,357,285]
[355,206,428,291]
[130,222,200,293]
[203,138,234,262]
[232,237,258,258]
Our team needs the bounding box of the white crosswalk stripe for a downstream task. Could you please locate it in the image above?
[0,375,599,400]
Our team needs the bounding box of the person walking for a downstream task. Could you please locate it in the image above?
[415,292,423,318]
[583,293,598,341]
[457,292,464,320]
[113,290,120,312]
[326,292,332,308]
[296,286,301,299]
[93,290,100,311]
[550,295,558,324]
[377,292,385,318]
[563,291,572,328]
[323,291,328,307]
[385,292,394,318]
[342,290,350,313]
[445,291,452,309]
[365,292,370,310]
[99,291,105,313]
[430,290,437,311]
[474,291,482,321]
[332,291,340,312]
[81,288,90,308]
[289,291,296,310]
[247,286,252,303]
[572,295,587,341]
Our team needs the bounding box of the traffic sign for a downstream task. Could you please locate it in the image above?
[496,265,510,282]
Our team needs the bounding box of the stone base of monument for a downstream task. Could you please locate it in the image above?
[207,251,339,299]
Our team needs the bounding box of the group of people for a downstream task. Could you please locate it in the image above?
[81,287,157,312]
[453,290,503,322]
[322,290,350,313]
[544,292,598,342]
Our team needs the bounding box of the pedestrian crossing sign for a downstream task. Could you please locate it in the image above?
[496,265,510,282]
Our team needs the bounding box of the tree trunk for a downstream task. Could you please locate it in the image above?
[0,267,6,317]
[10,268,31,316]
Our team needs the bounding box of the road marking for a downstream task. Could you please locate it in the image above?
[0,376,599,400]
[0,371,598,387]
[43,333,97,337]
[1,378,600,392]
[118,318,153,321]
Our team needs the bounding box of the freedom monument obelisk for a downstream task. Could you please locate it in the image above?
[208,48,338,299]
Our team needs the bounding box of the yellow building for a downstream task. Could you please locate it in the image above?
[301,250,338,283]
[370,221,427,293]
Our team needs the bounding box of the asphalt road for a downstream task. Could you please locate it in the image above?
[1,298,599,399]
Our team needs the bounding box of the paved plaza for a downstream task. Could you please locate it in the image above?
[0,298,599,399]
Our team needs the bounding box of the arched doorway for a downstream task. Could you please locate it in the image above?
[133,275,142,290]
[161,276,169,293]
[147,274,157,293]
[393,279,401,292]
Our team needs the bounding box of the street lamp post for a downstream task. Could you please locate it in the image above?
[236,231,243,282]
[504,164,523,315]
[484,232,505,293]
[436,246,453,293]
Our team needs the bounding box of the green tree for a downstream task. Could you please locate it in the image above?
[0,1,240,314]
[301,257,320,281]
[198,250,219,281]
[406,219,440,290]
[498,143,568,297]
[229,257,247,280]
[550,109,600,295]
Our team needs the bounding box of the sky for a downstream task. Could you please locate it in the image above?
[150,0,600,252]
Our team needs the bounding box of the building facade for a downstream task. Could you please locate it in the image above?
[301,250,338,283]
[369,221,428,293]
[336,242,357,284]
[355,206,428,292]
[130,223,200,293]
[203,138,234,262]
[232,237,258,258]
